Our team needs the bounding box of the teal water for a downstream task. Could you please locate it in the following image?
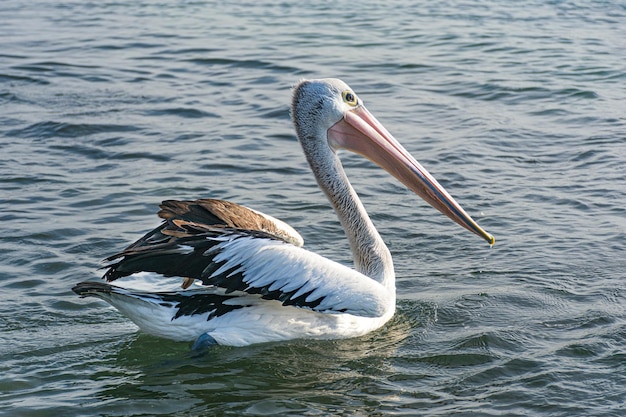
[1,0,625,415]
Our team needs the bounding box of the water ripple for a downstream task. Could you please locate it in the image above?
[7,121,140,139]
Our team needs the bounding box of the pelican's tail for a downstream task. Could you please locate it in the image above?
[72,282,244,342]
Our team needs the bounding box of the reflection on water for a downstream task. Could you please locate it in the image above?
[95,306,414,415]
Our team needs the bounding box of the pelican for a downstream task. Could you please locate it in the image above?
[73,78,494,348]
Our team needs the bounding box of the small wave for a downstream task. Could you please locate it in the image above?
[6,121,140,139]
[0,72,50,85]
[186,57,299,73]
[146,107,220,119]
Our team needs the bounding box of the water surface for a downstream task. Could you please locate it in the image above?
[1,0,625,415]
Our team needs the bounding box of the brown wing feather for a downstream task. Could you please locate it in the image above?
[157,199,304,247]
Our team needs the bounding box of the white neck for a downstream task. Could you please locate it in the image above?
[307,149,395,290]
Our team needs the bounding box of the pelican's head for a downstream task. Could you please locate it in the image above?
[291,78,355,142]
[291,78,494,245]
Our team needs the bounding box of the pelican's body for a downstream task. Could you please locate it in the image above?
[74,79,494,348]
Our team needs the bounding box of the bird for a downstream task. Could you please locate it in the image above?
[73,78,494,349]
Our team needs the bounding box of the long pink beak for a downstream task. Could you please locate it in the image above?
[327,105,495,245]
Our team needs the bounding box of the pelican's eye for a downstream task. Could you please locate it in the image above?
[341,90,358,107]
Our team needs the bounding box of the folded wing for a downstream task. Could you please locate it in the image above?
[102,199,390,318]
